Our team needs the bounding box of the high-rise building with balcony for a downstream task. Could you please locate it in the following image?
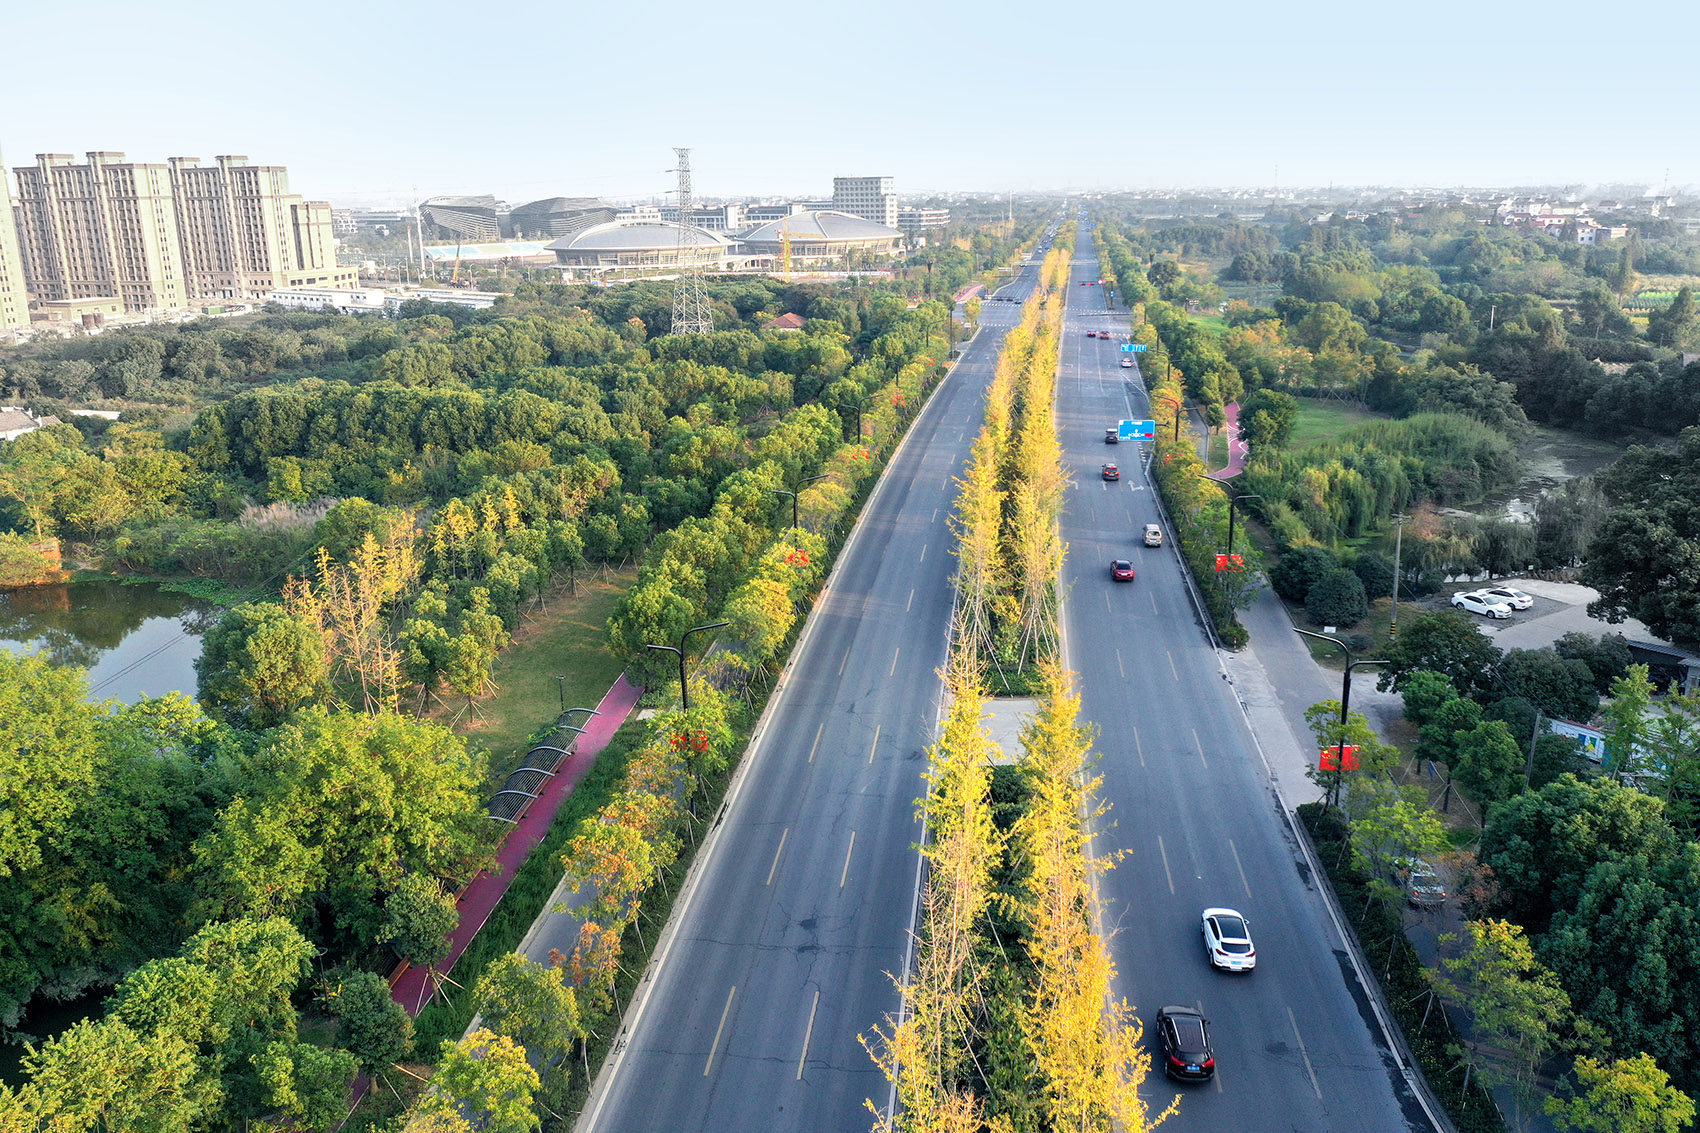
[13,152,188,314]
[9,150,353,314]
[0,147,27,332]
[168,155,352,299]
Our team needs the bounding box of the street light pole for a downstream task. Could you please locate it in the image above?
[834,397,871,445]
[771,475,827,533]
[1197,479,1261,559]
[1155,394,1183,442]
[646,620,731,712]
[1294,629,1389,809]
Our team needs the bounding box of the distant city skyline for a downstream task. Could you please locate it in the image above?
[3,0,1695,209]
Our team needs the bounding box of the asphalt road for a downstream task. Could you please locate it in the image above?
[1058,223,1432,1130]
[577,253,1052,1131]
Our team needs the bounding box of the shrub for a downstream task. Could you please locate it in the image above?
[1306,568,1369,627]
[1350,551,1395,603]
[1271,544,1340,603]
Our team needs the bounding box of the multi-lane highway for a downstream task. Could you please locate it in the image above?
[1058,220,1433,1130]
[581,214,1436,1131]
[578,257,1048,1131]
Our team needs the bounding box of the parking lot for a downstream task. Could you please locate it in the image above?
[1434,578,1659,652]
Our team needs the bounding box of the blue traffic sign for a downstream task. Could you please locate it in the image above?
[1119,343,1147,353]
[1118,419,1157,442]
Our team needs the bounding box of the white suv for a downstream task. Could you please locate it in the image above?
[1143,523,1163,547]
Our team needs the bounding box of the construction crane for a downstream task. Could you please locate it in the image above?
[780,213,792,282]
[450,236,463,286]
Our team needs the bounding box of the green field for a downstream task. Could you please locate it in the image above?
[447,566,633,779]
[1287,399,1386,449]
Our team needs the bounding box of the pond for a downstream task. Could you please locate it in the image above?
[0,578,216,703]
[1470,424,1628,523]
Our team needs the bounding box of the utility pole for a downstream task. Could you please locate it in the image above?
[1525,708,1544,784]
[1389,512,1409,640]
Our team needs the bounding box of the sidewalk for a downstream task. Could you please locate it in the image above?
[390,674,644,1015]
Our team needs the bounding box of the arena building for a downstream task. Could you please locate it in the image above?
[737,210,905,262]
[547,221,735,274]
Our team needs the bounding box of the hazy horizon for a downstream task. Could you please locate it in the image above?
[3,0,1694,209]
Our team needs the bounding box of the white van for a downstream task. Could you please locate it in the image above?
[1143,523,1163,548]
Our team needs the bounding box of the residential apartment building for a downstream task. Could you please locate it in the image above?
[832,176,898,229]
[13,152,189,313]
[0,147,27,332]
[168,155,353,299]
[10,150,353,315]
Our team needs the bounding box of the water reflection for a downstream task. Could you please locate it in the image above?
[0,580,212,703]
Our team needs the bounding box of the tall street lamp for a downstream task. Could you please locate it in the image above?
[647,621,731,712]
[834,397,871,444]
[771,474,827,533]
[1153,393,1183,442]
[1198,480,1263,560]
[1294,629,1389,810]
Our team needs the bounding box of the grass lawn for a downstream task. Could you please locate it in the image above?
[449,565,635,779]
[1189,313,1228,336]
[1288,398,1386,450]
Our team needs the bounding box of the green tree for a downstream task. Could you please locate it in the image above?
[1304,700,1399,805]
[1269,544,1339,602]
[196,602,329,729]
[1547,1053,1695,1133]
[194,708,490,947]
[1646,287,1699,350]
[376,872,458,969]
[1583,429,1700,643]
[253,1040,359,1133]
[416,1029,539,1133]
[1238,388,1300,452]
[1544,846,1700,1102]
[0,650,98,877]
[1478,774,1675,932]
[1399,670,1461,726]
[1430,919,1571,1133]
[322,969,413,1077]
[473,953,584,1110]
[1451,719,1527,821]
[9,1019,207,1133]
[1379,609,1503,697]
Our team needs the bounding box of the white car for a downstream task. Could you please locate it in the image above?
[1201,907,1256,972]
[1479,586,1533,611]
[1119,358,1134,368]
[1452,591,1512,619]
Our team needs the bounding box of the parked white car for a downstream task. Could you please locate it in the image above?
[1478,586,1533,611]
[1452,591,1513,619]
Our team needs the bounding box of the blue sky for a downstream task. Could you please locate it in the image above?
[3,0,1694,208]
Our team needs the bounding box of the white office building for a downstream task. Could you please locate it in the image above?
[832,176,898,229]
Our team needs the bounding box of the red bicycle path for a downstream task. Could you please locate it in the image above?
[389,673,644,1015]
[1203,399,1248,480]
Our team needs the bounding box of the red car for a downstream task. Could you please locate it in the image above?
[1111,559,1136,582]
[1102,463,1120,481]
[1098,330,1112,339]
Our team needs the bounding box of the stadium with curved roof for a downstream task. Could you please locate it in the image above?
[738,209,905,260]
[547,221,733,271]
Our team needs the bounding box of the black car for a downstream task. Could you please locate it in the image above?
[1104,428,1118,444]
[1157,1005,1215,1081]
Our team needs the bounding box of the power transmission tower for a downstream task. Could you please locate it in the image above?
[669,147,714,335]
